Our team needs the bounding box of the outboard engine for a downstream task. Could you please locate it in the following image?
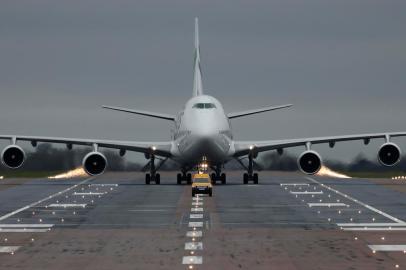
[1,145,26,169]
[378,143,401,166]
[82,152,107,176]
[298,150,322,175]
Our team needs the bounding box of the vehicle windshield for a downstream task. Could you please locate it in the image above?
[194,178,209,183]
[192,103,216,109]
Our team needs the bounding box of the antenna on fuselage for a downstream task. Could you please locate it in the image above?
[193,17,204,97]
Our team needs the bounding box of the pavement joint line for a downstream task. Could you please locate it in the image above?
[0,246,20,253]
[368,245,406,251]
[0,177,95,221]
[185,242,203,250]
[290,191,323,195]
[182,256,202,264]
[308,203,348,207]
[188,222,203,227]
[306,177,406,223]
[0,224,54,228]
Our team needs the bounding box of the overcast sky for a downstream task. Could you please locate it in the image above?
[0,0,405,163]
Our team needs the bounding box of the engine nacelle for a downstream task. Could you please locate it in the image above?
[1,145,26,169]
[298,150,322,175]
[378,143,401,166]
[82,152,107,176]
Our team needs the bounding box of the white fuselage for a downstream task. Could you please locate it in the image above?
[171,95,235,166]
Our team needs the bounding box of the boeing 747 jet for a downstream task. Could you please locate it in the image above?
[1,18,405,184]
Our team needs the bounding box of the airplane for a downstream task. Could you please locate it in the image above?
[1,18,405,185]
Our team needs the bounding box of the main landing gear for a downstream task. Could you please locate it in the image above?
[210,165,226,184]
[243,152,259,184]
[177,169,192,185]
[145,153,160,185]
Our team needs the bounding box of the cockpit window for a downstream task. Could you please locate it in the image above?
[192,103,216,109]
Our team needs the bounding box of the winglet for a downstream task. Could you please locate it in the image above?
[193,17,203,97]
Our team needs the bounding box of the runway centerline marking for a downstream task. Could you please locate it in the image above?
[342,227,406,231]
[338,223,406,227]
[0,177,94,221]
[0,228,49,233]
[306,177,405,223]
[190,214,203,219]
[185,242,203,250]
[73,192,104,196]
[280,183,310,186]
[189,222,203,227]
[191,208,203,212]
[186,231,202,237]
[182,256,203,264]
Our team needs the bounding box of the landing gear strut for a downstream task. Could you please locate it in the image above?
[177,169,192,185]
[145,153,160,185]
[211,165,226,185]
[243,152,258,184]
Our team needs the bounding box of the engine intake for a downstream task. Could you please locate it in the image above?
[82,152,107,176]
[378,143,401,166]
[1,145,26,169]
[298,150,322,175]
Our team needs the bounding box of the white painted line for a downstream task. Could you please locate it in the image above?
[337,223,406,227]
[186,231,202,237]
[280,183,310,186]
[0,246,20,253]
[191,208,203,212]
[368,245,406,251]
[192,202,203,206]
[308,203,348,207]
[90,184,118,187]
[192,197,202,201]
[185,242,203,250]
[0,224,54,228]
[290,191,323,195]
[188,222,203,227]
[182,256,203,264]
[342,227,406,231]
[0,177,94,222]
[190,214,203,219]
[306,177,405,223]
[0,228,49,233]
[48,204,86,208]
[73,192,104,196]
[128,209,168,212]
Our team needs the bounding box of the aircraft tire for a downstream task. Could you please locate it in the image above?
[156,173,161,185]
[243,173,248,184]
[177,173,182,185]
[253,173,258,184]
[221,173,226,184]
[146,173,151,185]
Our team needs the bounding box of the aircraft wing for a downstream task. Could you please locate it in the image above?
[0,135,173,157]
[233,131,406,157]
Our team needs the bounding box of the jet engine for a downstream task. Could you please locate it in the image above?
[1,145,26,169]
[82,152,107,176]
[298,150,322,175]
[378,143,401,166]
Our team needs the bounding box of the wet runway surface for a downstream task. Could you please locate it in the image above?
[0,171,405,269]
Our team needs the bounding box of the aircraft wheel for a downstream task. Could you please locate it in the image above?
[211,173,216,184]
[243,173,248,184]
[155,173,161,185]
[192,190,195,197]
[187,173,192,185]
[209,189,213,197]
[253,173,258,184]
[146,173,151,185]
[221,173,226,184]
[177,173,182,185]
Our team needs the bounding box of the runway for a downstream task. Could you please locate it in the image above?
[0,171,405,269]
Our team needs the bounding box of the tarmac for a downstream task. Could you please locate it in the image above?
[0,170,405,269]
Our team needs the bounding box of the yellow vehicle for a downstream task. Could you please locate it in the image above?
[192,173,213,197]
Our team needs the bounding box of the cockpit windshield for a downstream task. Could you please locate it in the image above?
[192,103,216,109]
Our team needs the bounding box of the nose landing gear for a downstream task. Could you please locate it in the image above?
[144,152,164,185]
[241,151,259,184]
